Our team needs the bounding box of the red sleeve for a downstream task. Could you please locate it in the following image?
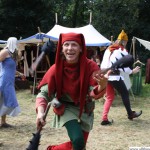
[90,86,106,100]
[35,97,48,113]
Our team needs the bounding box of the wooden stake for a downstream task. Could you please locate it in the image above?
[89,12,92,24]
[55,13,58,24]
[37,27,41,33]
[111,36,113,43]
[132,37,136,60]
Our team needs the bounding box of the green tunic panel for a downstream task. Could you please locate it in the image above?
[37,84,94,132]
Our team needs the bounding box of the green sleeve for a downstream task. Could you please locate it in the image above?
[36,84,55,102]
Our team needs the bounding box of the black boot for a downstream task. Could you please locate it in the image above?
[101,119,113,125]
[128,110,142,120]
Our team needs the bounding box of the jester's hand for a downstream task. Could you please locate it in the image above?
[93,70,112,91]
[36,106,46,130]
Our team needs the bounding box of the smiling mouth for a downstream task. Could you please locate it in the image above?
[67,53,75,56]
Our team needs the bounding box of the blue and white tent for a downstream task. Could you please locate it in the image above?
[18,32,55,44]
[0,33,53,48]
[0,40,7,43]
[0,40,7,48]
[46,24,111,46]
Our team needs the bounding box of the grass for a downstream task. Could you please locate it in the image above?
[0,79,150,150]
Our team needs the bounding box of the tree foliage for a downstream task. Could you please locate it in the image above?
[0,0,55,39]
[93,0,139,40]
[0,0,150,55]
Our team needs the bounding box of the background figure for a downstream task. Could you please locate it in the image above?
[100,30,142,125]
[90,55,101,68]
[0,37,21,128]
[95,56,101,68]
[36,32,108,150]
[145,58,150,84]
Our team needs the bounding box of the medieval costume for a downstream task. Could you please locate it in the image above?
[145,58,150,84]
[36,32,106,150]
[100,30,142,125]
[0,37,21,127]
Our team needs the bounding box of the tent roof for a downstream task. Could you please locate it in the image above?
[134,37,150,51]
[0,40,7,43]
[0,40,7,48]
[1,24,111,48]
[18,33,53,44]
[0,33,51,48]
[0,33,52,48]
[46,24,111,46]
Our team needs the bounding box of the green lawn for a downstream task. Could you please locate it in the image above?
[0,77,150,150]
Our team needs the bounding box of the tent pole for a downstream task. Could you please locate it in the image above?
[89,12,92,24]
[55,13,58,24]
[32,44,40,95]
[129,40,133,55]
[111,36,113,43]
[36,43,40,58]
[37,27,41,33]
[132,37,136,60]
[37,26,44,43]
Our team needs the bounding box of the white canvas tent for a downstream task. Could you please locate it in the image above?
[134,37,150,51]
[131,37,150,59]
[46,24,111,46]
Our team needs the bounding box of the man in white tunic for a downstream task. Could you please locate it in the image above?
[100,30,142,125]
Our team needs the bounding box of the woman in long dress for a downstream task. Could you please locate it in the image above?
[0,37,21,128]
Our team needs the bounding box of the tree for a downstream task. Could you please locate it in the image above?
[0,0,55,39]
[41,0,92,27]
[93,0,139,40]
